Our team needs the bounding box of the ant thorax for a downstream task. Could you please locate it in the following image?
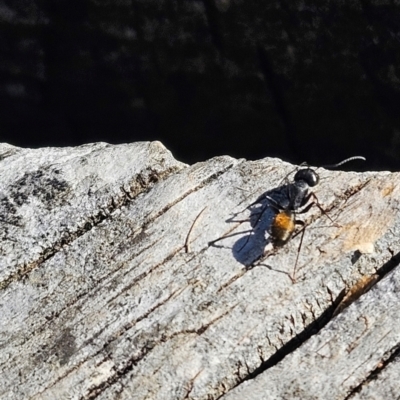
[287,180,310,211]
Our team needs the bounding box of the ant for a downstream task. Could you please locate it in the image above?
[209,156,366,283]
[259,156,366,282]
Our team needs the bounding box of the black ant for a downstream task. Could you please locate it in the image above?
[260,156,366,282]
[209,156,366,283]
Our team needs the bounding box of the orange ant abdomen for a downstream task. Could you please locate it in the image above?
[270,210,295,246]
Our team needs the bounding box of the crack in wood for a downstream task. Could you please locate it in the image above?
[0,167,177,291]
[34,285,186,399]
[183,369,204,400]
[0,162,235,293]
[228,286,347,388]
[354,343,400,398]
[333,250,400,318]
[82,305,237,399]
[343,340,400,400]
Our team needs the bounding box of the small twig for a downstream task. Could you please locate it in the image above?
[185,206,208,253]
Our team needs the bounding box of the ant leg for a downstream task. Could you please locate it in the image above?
[290,220,305,283]
[298,193,339,226]
[311,193,340,226]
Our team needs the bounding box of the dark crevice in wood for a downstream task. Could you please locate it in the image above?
[224,285,346,390]
[344,342,400,399]
[223,251,400,397]
[376,250,400,279]
[335,250,400,317]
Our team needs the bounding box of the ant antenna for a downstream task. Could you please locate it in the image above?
[322,156,366,169]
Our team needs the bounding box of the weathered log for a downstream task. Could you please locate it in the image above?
[1,141,399,399]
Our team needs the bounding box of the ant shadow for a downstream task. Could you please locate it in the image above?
[210,182,294,268]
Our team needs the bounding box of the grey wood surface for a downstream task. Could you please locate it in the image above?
[1,142,399,400]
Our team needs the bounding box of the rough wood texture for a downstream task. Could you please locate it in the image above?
[1,142,400,399]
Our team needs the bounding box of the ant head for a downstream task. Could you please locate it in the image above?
[294,168,320,187]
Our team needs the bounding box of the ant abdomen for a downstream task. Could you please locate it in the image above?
[270,210,295,246]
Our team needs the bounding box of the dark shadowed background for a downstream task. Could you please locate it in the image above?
[2,0,400,171]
